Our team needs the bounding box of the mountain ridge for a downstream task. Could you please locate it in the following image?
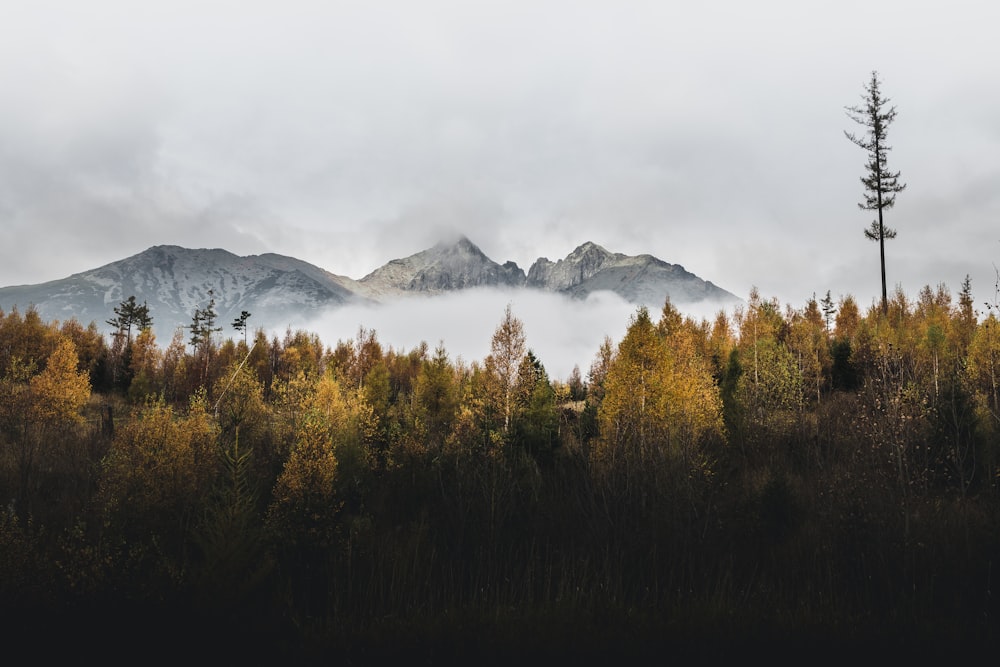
[0,237,742,341]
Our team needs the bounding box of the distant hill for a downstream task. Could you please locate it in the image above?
[0,237,741,340]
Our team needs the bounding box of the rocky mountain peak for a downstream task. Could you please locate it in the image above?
[527,241,617,291]
[359,235,526,295]
[567,241,611,262]
[526,240,738,306]
[435,233,478,251]
[424,235,490,263]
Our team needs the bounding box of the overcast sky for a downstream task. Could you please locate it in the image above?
[2,2,999,375]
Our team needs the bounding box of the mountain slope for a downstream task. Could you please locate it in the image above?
[0,245,369,341]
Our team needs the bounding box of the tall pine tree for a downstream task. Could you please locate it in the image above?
[845,70,906,315]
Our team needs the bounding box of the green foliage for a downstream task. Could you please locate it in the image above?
[513,352,559,466]
[412,344,458,449]
[734,338,803,432]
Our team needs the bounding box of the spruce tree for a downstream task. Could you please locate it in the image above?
[845,70,906,315]
[107,295,152,344]
[232,310,252,346]
[820,290,836,333]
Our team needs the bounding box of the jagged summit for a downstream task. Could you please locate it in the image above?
[432,233,480,252]
[568,241,610,260]
[528,242,615,290]
[525,241,735,306]
[427,235,491,263]
[359,236,526,296]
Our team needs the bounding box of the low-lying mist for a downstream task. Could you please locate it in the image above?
[285,287,733,382]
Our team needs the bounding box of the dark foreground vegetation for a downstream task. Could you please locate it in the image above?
[2,280,999,664]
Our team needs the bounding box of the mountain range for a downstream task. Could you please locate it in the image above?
[0,236,741,342]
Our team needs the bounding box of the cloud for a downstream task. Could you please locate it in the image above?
[291,287,710,382]
[2,1,1000,317]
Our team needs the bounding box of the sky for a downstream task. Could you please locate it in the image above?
[2,2,999,377]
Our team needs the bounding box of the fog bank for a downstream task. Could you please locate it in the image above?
[285,287,735,382]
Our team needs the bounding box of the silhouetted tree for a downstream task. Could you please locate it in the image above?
[845,70,906,315]
[189,291,223,385]
[107,295,151,345]
[106,296,152,388]
[820,290,836,333]
[232,310,252,346]
[189,293,223,352]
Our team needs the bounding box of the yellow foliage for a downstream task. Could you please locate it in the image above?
[29,338,90,425]
[313,372,349,425]
[596,306,725,470]
[966,314,1000,430]
[267,370,377,540]
[271,410,338,507]
[99,393,218,522]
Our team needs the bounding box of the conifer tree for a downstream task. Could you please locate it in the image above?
[820,290,836,333]
[106,296,152,345]
[845,70,906,315]
[106,296,152,388]
[189,295,222,352]
[135,300,152,333]
[188,292,224,386]
[232,310,252,346]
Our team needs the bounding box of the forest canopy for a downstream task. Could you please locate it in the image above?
[1,279,998,661]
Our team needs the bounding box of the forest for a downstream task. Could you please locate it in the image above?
[1,279,998,663]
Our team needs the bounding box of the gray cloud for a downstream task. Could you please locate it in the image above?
[2,0,1000,320]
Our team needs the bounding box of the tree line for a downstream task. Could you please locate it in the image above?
[1,278,999,661]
